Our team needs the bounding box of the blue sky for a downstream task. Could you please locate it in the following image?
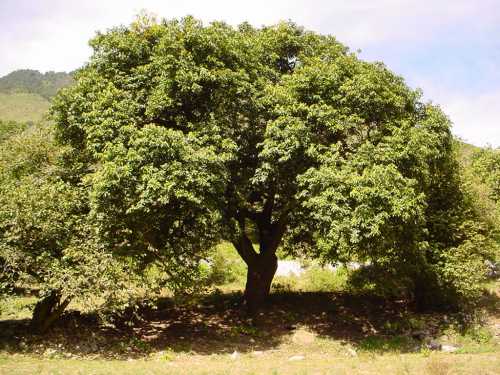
[1,0,499,146]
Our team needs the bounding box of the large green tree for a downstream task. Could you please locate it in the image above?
[51,16,489,312]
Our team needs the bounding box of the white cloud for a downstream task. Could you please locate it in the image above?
[1,0,499,146]
[440,91,500,147]
[2,0,499,75]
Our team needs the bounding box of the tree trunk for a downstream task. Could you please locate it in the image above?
[31,290,70,333]
[244,253,278,314]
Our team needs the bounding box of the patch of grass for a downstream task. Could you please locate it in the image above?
[0,352,499,375]
[1,287,499,374]
[425,356,453,375]
[0,296,37,320]
[0,119,28,142]
[453,326,497,354]
[357,335,417,353]
[0,93,49,123]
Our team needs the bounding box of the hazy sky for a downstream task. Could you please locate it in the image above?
[1,0,499,146]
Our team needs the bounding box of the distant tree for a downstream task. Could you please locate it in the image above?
[51,16,494,312]
[472,147,500,204]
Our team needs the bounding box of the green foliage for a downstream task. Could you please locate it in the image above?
[0,295,37,320]
[205,243,247,285]
[471,147,500,208]
[299,265,349,292]
[0,120,28,142]
[0,125,147,325]
[272,265,349,292]
[47,15,495,309]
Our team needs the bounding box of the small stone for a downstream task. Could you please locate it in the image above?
[252,350,263,356]
[43,348,57,357]
[441,344,459,353]
[347,348,357,357]
[230,351,239,360]
[288,355,305,361]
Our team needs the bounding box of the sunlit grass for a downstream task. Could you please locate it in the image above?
[0,92,49,123]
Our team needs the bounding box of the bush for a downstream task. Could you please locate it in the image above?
[272,263,350,293]
[205,242,247,286]
[299,265,349,292]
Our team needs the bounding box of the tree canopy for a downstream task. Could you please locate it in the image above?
[45,16,495,312]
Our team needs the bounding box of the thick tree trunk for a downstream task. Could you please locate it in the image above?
[31,290,70,333]
[244,253,278,314]
[231,204,287,315]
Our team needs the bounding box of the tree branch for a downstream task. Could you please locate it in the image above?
[231,210,258,266]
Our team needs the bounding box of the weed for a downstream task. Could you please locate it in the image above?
[425,356,451,375]
[358,335,416,353]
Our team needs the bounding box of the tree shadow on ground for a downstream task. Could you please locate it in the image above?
[1,289,497,359]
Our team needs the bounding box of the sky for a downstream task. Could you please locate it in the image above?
[1,0,499,147]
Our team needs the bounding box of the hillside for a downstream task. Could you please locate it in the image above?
[0,92,50,123]
[0,69,72,125]
[0,69,73,99]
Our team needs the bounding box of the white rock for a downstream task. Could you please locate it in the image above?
[43,348,57,357]
[288,355,305,361]
[230,351,239,360]
[347,348,357,357]
[276,260,305,276]
[441,344,459,353]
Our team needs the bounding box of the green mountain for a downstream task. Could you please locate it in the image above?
[0,69,73,126]
[0,69,73,100]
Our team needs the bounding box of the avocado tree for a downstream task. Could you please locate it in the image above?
[51,16,487,312]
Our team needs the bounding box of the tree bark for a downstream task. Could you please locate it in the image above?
[244,253,278,314]
[31,290,70,333]
[231,203,287,315]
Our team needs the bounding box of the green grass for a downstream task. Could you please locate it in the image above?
[0,296,37,320]
[273,265,350,293]
[0,351,498,375]
[0,92,50,123]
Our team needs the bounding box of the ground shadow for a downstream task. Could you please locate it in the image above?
[1,289,498,358]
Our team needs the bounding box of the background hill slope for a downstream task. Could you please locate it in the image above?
[0,69,72,125]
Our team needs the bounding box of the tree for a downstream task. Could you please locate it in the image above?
[472,147,500,206]
[51,16,490,312]
[0,124,141,332]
